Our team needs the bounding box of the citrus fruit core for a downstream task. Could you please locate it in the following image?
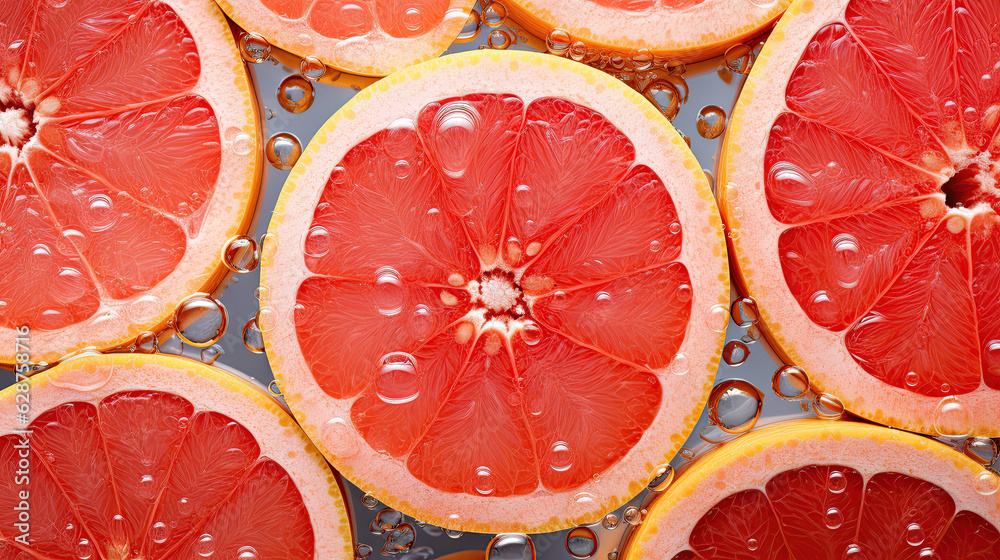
[263,51,727,531]
[0,0,260,363]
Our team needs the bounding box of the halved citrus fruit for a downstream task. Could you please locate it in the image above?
[0,0,262,365]
[720,0,1000,436]
[260,49,729,532]
[0,353,352,559]
[624,419,1000,560]
[505,0,791,64]
[215,0,476,78]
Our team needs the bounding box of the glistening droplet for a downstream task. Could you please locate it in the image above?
[265,132,302,170]
[771,365,809,400]
[277,75,315,113]
[708,379,763,434]
[487,533,535,560]
[565,527,597,559]
[173,294,227,347]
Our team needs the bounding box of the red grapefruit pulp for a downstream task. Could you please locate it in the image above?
[0,353,352,560]
[0,0,262,364]
[261,50,729,532]
[721,0,1000,436]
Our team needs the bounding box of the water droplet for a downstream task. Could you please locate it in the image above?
[724,43,755,74]
[374,266,406,316]
[195,534,214,557]
[178,497,193,515]
[150,522,168,544]
[223,235,260,273]
[771,365,809,400]
[545,29,572,55]
[241,318,265,353]
[237,546,260,560]
[173,294,227,347]
[933,396,973,437]
[623,506,642,526]
[569,41,587,61]
[393,159,411,179]
[722,340,750,366]
[471,466,497,495]
[445,529,463,539]
[647,464,674,492]
[265,132,302,170]
[277,75,315,113]
[632,48,653,71]
[705,304,729,332]
[974,470,999,495]
[321,417,358,458]
[730,296,758,327]
[76,538,93,560]
[963,437,998,464]
[667,353,689,376]
[549,441,573,472]
[487,533,535,560]
[905,371,919,387]
[746,538,759,551]
[259,232,278,261]
[361,493,379,509]
[680,448,695,460]
[906,523,924,546]
[429,101,480,180]
[521,322,542,345]
[696,105,726,139]
[455,9,481,42]
[677,284,693,302]
[488,29,512,50]
[601,514,619,530]
[669,222,681,235]
[565,527,598,559]
[483,1,506,26]
[375,352,420,405]
[829,470,847,493]
[85,194,115,232]
[844,544,864,558]
[814,393,846,421]
[303,225,332,258]
[825,507,843,529]
[708,379,763,434]
[299,56,326,80]
[138,474,156,499]
[239,32,270,63]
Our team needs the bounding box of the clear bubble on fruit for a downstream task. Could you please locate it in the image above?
[277,75,315,113]
[906,523,924,546]
[259,231,278,261]
[813,393,846,421]
[488,29,512,50]
[730,296,758,326]
[473,466,496,495]
[706,304,729,332]
[150,522,169,544]
[304,225,332,258]
[85,194,115,232]
[771,365,809,400]
[483,1,507,26]
[430,101,480,180]
[631,48,653,71]
[569,41,587,61]
[829,470,847,493]
[362,493,379,509]
[321,417,358,458]
[236,546,260,560]
[255,307,277,333]
[239,32,270,63]
[445,529,463,539]
[455,9,481,42]
[265,132,302,170]
[241,319,265,354]
[623,506,642,526]
[933,396,973,437]
[747,538,759,551]
[722,340,750,366]
[135,331,158,354]
[974,470,999,495]
[696,105,727,139]
[76,538,94,560]
[565,527,597,559]
[521,322,543,345]
[375,352,420,405]
[195,533,214,557]
[546,29,572,56]
[223,235,260,273]
[487,533,535,560]
[963,437,998,464]
[549,441,573,472]
[299,56,326,81]
[647,464,674,492]
[708,379,763,434]
[825,507,843,529]
[374,266,406,316]
[173,294,227,347]
[601,513,619,530]
[905,371,919,387]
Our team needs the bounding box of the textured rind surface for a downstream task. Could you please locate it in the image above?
[260,49,729,533]
[0,353,353,560]
[623,419,1000,560]
[0,0,262,365]
[215,0,476,77]
[718,0,1000,436]
[505,0,791,63]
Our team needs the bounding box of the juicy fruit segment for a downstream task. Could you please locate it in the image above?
[0,0,221,331]
[670,465,993,560]
[0,390,313,560]
[766,0,1000,397]
[295,94,688,496]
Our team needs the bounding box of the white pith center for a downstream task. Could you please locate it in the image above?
[477,276,520,312]
[0,107,29,147]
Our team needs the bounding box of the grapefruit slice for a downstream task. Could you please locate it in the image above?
[624,420,1000,560]
[720,0,1000,436]
[260,50,729,533]
[0,0,262,365]
[505,0,792,64]
[0,353,352,560]
[215,0,476,77]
